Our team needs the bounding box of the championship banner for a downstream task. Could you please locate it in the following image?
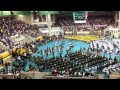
[73,11,87,23]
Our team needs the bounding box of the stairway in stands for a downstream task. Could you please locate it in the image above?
[23,34,36,44]
[0,42,7,51]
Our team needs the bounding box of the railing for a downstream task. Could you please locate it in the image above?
[40,27,61,36]
[23,34,36,42]
[0,74,14,79]
[110,73,120,79]
[20,71,51,79]
[42,75,95,79]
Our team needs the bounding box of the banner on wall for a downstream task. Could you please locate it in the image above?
[73,11,88,23]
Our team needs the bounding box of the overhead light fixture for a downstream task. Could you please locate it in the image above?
[18,15,23,17]
[30,11,38,12]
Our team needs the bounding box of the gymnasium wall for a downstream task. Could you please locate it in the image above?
[57,11,115,16]
[15,14,32,24]
[88,11,115,16]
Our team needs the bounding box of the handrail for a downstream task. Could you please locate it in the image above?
[42,75,95,79]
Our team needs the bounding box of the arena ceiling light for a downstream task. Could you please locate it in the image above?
[18,15,23,17]
[88,11,94,12]
[3,11,11,16]
[0,11,3,16]
[0,11,11,16]
[30,11,38,12]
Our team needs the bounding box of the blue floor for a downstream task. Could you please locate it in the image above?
[35,39,89,59]
[35,39,120,60]
[23,39,120,71]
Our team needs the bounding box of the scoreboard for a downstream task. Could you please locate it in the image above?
[73,11,87,23]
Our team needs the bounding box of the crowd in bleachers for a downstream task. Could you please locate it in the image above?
[0,36,52,74]
[88,15,115,25]
[0,43,5,53]
[37,15,117,35]
[55,15,117,34]
[0,16,42,52]
[24,14,118,34]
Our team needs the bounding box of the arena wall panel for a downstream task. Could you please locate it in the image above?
[16,14,32,24]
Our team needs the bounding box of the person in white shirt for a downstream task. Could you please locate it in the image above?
[69,42,73,47]
[82,72,85,77]
[32,44,35,49]
[74,72,77,76]
[15,71,20,79]
[62,70,65,75]
[78,72,82,77]
[17,56,21,60]
[55,41,57,47]
[24,52,26,57]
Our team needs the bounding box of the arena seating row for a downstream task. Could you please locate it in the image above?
[55,15,117,35]
[0,16,43,53]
